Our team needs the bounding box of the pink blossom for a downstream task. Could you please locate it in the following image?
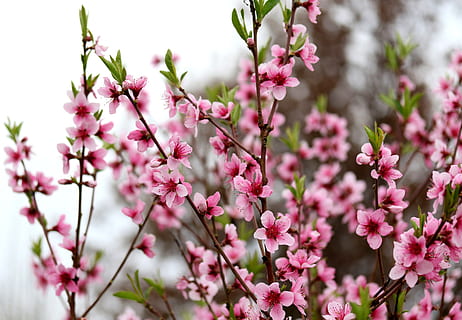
[295,40,320,71]
[193,191,224,219]
[323,301,355,320]
[123,75,147,99]
[151,167,192,207]
[50,214,71,236]
[49,264,79,296]
[210,101,233,119]
[371,153,402,187]
[136,233,156,258]
[121,199,145,224]
[63,91,99,126]
[260,62,299,100]
[301,0,321,24]
[149,202,184,230]
[255,282,294,320]
[117,307,141,320]
[57,143,74,173]
[20,206,40,224]
[198,250,221,281]
[85,148,107,170]
[163,85,183,118]
[98,77,123,114]
[378,186,408,214]
[66,118,98,152]
[127,120,157,152]
[95,121,116,144]
[427,171,451,211]
[389,259,433,288]
[254,211,295,253]
[167,135,192,169]
[356,209,393,250]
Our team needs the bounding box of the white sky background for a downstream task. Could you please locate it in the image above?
[1,0,462,319]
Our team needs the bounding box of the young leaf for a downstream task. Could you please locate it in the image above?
[79,6,88,38]
[262,0,280,19]
[31,237,42,258]
[231,9,247,41]
[113,291,144,303]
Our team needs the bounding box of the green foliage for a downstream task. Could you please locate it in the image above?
[290,33,308,53]
[281,121,300,152]
[395,290,407,316]
[244,250,265,278]
[380,88,423,121]
[316,94,327,113]
[79,6,88,39]
[258,38,272,64]
[384,34,417,71]
[114,270,166,305]
[286,174,306,204]
[100,50,127,85]
[351,287,371,320]
[31,237,42,258]
[253,0,280,22]
[443,183,461,218]
[364,122,386,155]
[160,49,184,87]
[231,8,252,41]
[4,118,23,143]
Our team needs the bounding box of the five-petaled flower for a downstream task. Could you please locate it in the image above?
[254,210,295,253]
[255,282,294,320]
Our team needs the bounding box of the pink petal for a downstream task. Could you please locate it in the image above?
[261,211,275,228]
[367,233,382,250]
[273,86,287,100]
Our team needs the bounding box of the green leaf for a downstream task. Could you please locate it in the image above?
[315,94,327,113]
[258,38,272,64]
[79,6,88,38]
[396,290,407,315]
[231,103,242,126]
[113,291,144,303]
[160,70,179,86]
[262,0,279,19]
[351,287,371,320]
[290,33,307,53]
[363,122,385,154]
[384,43,398,72]
[231,9,248,41]
[379,91,402,113]
[31,237,42,258]
[5,118,23,142]
[244,251,265,278]
[143,277,165,296]
[281,122,300,152]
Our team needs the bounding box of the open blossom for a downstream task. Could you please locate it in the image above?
[121,199,145,224]
[254,211,295,253]
[371,153,402,187]
[167,135,192,169]
[301,0,321,24]
[123,75,147,99]
[193,191,224,219]
[66,118,98,152]
[356,209,393,250]
[127,120,157,152]
[151,167,192,207]
[260,62,299,100]
[323,301,355,320]
[63,91,99,126]
[49,264,79,296]
[98,77,124,114]
[50,214,71,236]
[255,282,294,320]
[136,233,156,258]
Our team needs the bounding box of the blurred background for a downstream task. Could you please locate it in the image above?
[1,0,462,319]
